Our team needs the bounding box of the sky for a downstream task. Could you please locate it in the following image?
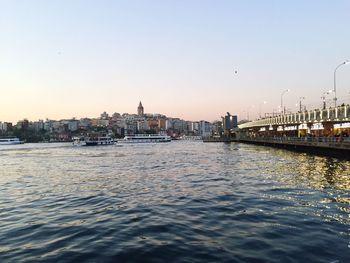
[1,0,350,123]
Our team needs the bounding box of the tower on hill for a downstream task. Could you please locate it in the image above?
[137,101,144,116]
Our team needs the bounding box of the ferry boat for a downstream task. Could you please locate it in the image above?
[72,135,114,146]
[86,136,114,146]
[117,134,171,143]
[0,137,24,145]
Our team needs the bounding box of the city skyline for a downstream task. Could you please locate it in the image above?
[1,1,350,123]
[0,100,216,124]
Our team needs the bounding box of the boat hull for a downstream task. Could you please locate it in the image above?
[117,134,171,143]
[73,135,114,146]
[85,141,114,146]
[0,138,24,145]
[117,139,171,143]
[0,142,24,145]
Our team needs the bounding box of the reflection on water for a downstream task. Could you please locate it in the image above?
[244,146,350,227]
[265,149,350,191]
[0,142,349,262]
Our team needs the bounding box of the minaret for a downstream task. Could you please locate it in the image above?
[137,101,144,116]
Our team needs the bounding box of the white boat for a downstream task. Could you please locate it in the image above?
[117,134,171,143]
[72,135,114,146]
[72,136,86,146]
[0,137,24,145]
[86,136,114,146]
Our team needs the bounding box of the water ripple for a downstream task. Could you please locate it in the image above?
[0,141,349,262]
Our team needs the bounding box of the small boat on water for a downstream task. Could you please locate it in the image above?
[0,137,24,145]
[117,134,171,143]
[72,136,86,146]
[72,135,114,146]
[86,136,114,146]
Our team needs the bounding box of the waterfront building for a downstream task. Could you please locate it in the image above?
[158,119,167,130]
[96,119,109,127]
[223,113,238,130]
[59,119,79,132]
[199,120,211,137]
[89,118,109,128]
[90,118,98,127]
[50,132,70,142]
[185,121,194,135]
[52,121,61,131]
[68,120,79,132]
[123,113,144,122]
[137,120,150,132]
[212,120,223,136]
[114,118,126,129]
[16,119,29,130]
[223,113,231,130]
[190,122,199,134]
[115,113,148,135]
[165,119,173,130]
[165,118,188,135]
[79,118,92,130]
[172,119,187,132]
[147,119,160,130]
[232,115,238,128]
[33,120,45,132]
[0,122,9,132]
[124,122,137,135]
[44,120,53,132]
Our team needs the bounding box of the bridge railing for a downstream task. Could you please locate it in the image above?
[240,136,350,145]
[239,105,350,129]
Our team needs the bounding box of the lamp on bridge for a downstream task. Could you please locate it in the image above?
[333,60,349,107]
[280,89,290,115]
[259,101,267,118]
[298,97,305,112]
[321,90,333,110]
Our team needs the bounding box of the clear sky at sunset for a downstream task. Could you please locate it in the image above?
[1,0,349,122]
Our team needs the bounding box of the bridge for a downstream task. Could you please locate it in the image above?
[231,105,350,158]
[238,105,350,131]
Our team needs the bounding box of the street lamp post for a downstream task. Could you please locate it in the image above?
[321,90,333,110]
[321,93,327,110]
[280,89,290,115]
[333,60,349,107]
[298,97,305,112]
[242,110,249,121]
[259,101,267,118]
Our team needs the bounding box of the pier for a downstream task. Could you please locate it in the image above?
[237,136,350,159]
